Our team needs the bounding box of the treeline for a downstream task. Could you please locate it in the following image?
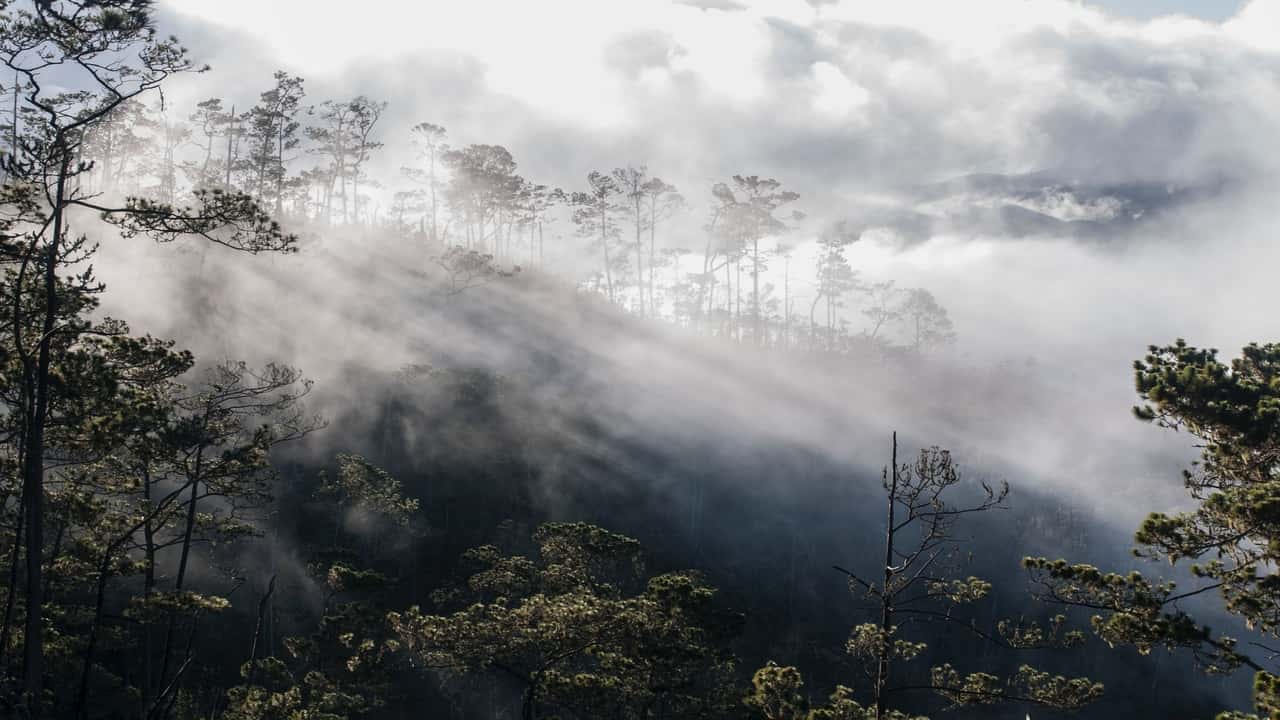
[1,2,1278,720]
[22,64,956,357]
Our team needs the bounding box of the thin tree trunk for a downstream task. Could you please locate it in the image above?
[158,461,200,696]
[7,71,18,184]
[199,121,214,186]
[244,575,277,687]
[1,234,33,667]
[142,466,157,712]
[429,149,438,244]
[99,127,114,194]
[74,554,113,719]
[0,493,24,660]
[224,107,235,191]
[648,198,658,318]
[600,207,614,303]
[274,127,285,217]
[22,142,69,715]
[521,674,540,720]
[634,194,645,317]
[875,432,899,720]
[40,520,63,601]
[783,255,790,348]
[722,260,731,338]
[324,171,334,226]
[338,117,348,225]
[752,237,761,345]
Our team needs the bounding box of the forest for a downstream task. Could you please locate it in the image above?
[0,0,1278,718]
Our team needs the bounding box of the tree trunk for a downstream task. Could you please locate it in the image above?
[199,125,214,187]
[1,229,33,667]
[600,207,614,303]
[74,554,113,719]
[810,293,822,352]
[634,195,644,317]
[429,150,438,244]
[22,142,69,715]
[274,127,285,217]
[158,463,200,696]
[0,493,24,661]
[338,118,348,225]
[223,107,235,190]
[782,255,790,348]
[244,575,278,687]
[723,260,732,338]
[7,71,18,185]
[521,676,539,720]
[41,520,63,602]
[752,237,761,345]
[99,127,115,194]
[648,199,658,318]
[875,432,899,720]
[142,466,157,712]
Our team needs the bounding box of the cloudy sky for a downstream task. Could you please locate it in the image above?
[147,0,1280,356]
[151,0,1280,342]
[155,0,1279,195]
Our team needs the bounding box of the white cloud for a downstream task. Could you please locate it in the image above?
[160,0,1280,177]
[1224,0,1280,51]
[809,60,870,121]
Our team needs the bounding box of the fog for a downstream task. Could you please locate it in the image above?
[72,0,1279,532]
[3,2,1268,716]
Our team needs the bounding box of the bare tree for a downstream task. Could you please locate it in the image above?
[837,434,1098,718]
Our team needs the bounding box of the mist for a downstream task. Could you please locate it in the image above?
[100,0,1280,526]
[4,0,1279,717]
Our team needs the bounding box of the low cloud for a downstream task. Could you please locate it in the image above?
[123,0,1280,536]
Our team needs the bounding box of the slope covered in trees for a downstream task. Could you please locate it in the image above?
[0,1,1274,719]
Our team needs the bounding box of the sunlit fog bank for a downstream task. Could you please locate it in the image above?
[5,0,1280,717]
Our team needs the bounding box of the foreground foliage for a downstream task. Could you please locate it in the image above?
[391,522,743,720]
[1027,340,1280,718]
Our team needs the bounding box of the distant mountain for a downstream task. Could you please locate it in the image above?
[843,170,1230,244]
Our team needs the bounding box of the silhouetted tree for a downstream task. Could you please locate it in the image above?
[811,221,860,351]
[898,289,955,352]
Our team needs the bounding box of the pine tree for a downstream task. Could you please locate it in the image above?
[243,71,306,217]
[443,144,522,254]
[0,5,296,711]
[571,172,626,304]
[404,122,449,246]
[1026,340,1280,719]
[391,522,742,720]
[811,221,860,351]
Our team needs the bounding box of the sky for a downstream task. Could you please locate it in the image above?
[154,0,1280,192]
[1096,0,1243,20]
